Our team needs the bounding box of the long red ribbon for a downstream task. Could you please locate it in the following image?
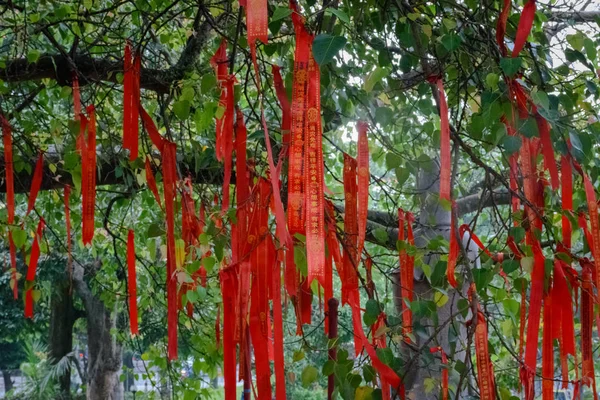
[342,154,359,306]
[26,151,44,217]
[220,76,235,213]
[356,121,369,262]
[304,54,326,287]
[580,263,597,392]
[219,269,238,400]
[512,0,536,57]
[127,229,139,335]
[496,0,511,56]
[582,173,600,288]
[542,290,554,400]
[271,254,287,400]
[2,116,16,299]
[437,79,451,202]
[430,346,449,400]
[140,106,166,151]
[535,114,559,190]
[82,105,97,246]
[447,211,459,288]
[561,155,573,249]
[475,309,496,399]
[24,218,45,318]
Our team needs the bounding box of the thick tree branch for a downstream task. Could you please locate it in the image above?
[548,11,600,22]
[0,17,217,93]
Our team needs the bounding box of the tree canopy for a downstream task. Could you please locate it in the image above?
[0,0,600,399]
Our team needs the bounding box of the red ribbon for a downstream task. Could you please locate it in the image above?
[430,346,449,400]
[127,229,139,335]
[561,155,573,249]
[512,0,536,57]
[123,42,140,161]
[140,106,165,151]
[535,114,559,190]
[24,218,45,318]
[580,263,597,392]
[496,0,511,56]
[145,158,162,208]
[304,54,326,287]
[2,116,16,299]
[542,289,554,400]
[271,255,287,399]
[26,151,44,217]
[475,309,496,399]
[342,154,359,306]
[582,173,600,288]
[82,105,97,246]
[356,121,369,261]
[553,260,575,388]
[219,269,238,400]
[447,211,459,288]
[437,79,451,202]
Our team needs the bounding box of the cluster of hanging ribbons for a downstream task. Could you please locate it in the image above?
[425,0,600,398]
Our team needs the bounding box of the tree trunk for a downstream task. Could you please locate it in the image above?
[73,262,124,400]
[49,280,78,399]
[394,160,476,399]
[2,369,13,393]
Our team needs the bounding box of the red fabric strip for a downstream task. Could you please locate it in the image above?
[447,212,459,288]
[286,11,312,298]
[2,116,16,298]
[512,0,536,57]
[24,218,45,318]
[496,0,511,56]
[25,218,45,281]
[429,347,448,400]
[580,263,596,389]
[535,115,559,190]
[553,260,575,387]
[304,54,325,286]
[127,229,139,335]
[356,121,369,262]
[162,141,179,360]
[342,154,359,306]
[523,239,545,398]
[582,173,600,288]
[82,106,97,245]
[145,158,162,207]
[220,76,235,213]
[122,42,133,157]
[475,309,496,399]
[140,106,166,152]
[271,256,287,400]
[220,269,238,400]
[348,290,403,391]
[26,151,44,217]
[437,79,451,201]
[542,290,554,400]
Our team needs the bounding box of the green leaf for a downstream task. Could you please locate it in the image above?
[356,386,374,400]
[385,152,402,169]
[500,57,522,77]
[12,229,27,248]
[326,8,350,23]
[173,100,190,120]
[271,7,292,22]
[312,34,347,65]
[584,38,597,62]
[502,259,520,274]
[375,107,394,127]
[440,33,462,52]
[372,228,388,244]
[293,350,305,362]
[301,365,318,387]
[27,50,41,63]
[501,135,521,155]
[364,67,389,92]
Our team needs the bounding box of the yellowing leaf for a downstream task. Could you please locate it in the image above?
[355,386,374,400]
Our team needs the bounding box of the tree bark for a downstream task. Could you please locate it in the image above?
[393,160,476,399]
[2,369,13,393]
[73,262,124,400]
[48,280,79,399]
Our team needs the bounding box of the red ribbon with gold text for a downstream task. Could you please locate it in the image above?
[475,308,496,399]
[127,229,139,335]
[356,121,369,260]
[2,116,17,298]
